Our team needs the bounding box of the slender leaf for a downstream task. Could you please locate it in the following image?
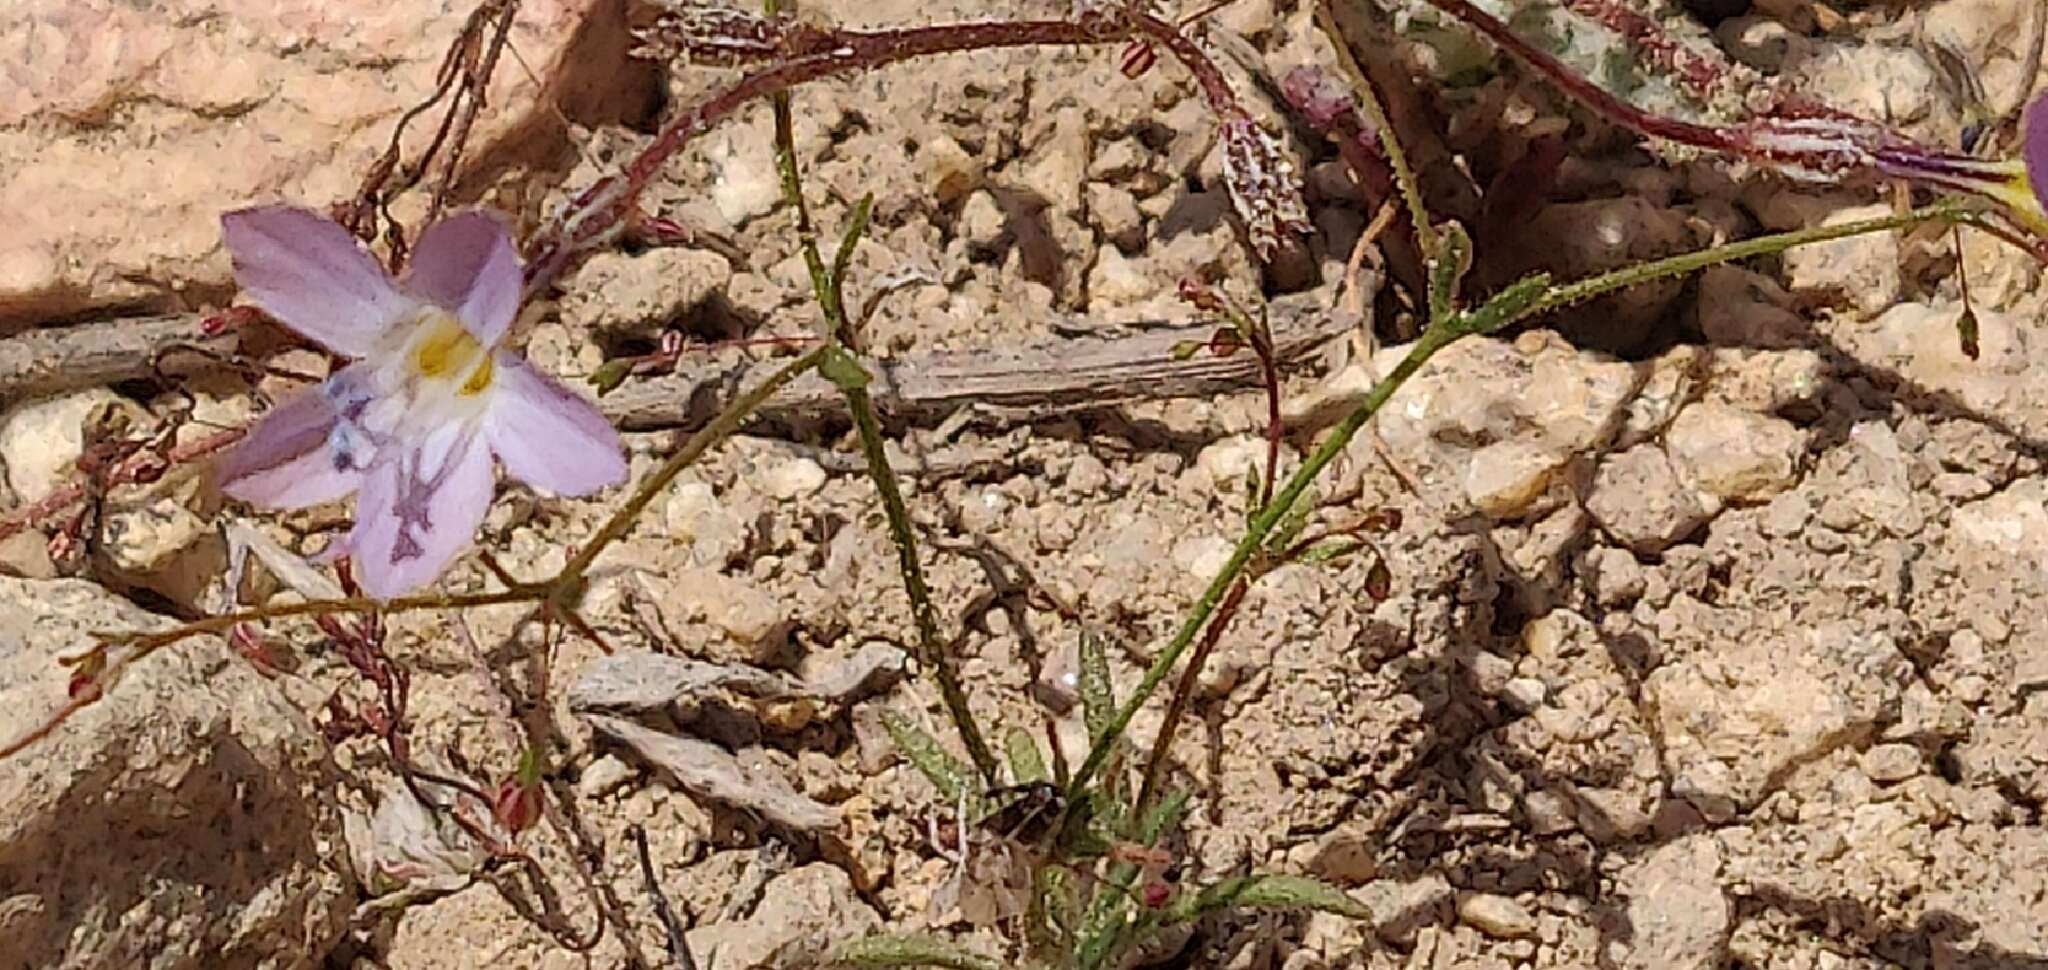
[833,934,1002,970]
[881,710,976,808]
[1135,789,1191,845]
[1077,633,1116,746]
[831,194,877,296]
[1073,860,1141,970]
[1158,873,1372,927]
[1005,727,1049,785]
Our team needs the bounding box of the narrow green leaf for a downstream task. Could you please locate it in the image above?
[1077,633,1115,747]
[880,710,976,808]
[1265,483,1317,555]
[1005,727,1048,785]
[831,193,877,295]
[1158,873,1372,927]
[833,934,1002,970]
[1296,539,1359,566]
[1135,789,1191,844]
[819,344,873,390]
[1427,221,1474,322]
[1074,860,1141,970]
[587,358,633,396]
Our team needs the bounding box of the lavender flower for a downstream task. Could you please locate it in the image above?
[216,205,627,599]
[2026,90,2048,219]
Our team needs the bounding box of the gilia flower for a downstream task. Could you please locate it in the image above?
[216,205,626,599]
[2026,89,2048,227]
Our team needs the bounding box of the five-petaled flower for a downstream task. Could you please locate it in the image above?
[216,205,627,600]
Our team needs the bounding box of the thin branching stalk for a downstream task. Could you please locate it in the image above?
[762,24,1000,782]
[553,344,828,587]
[524,10,1253,292]
[1066,201,1975,798]
[1315,0,1437,259]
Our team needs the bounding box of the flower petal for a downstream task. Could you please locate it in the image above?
[2027,90,2048,213]
[484,355,627,497]
[403,211,523,348]
[219,377,365,508]
[222,206,411,356]
[348,424,496,600]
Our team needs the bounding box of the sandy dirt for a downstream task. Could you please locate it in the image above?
[3,0,2048,968]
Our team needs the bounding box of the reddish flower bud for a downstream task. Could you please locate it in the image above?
[491,777,543,835]
[1119,41,1157,79]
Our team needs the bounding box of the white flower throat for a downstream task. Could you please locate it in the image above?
[324,306,498,475]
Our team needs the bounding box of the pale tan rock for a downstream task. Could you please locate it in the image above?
[685,864,881,968]
[1464,439,1567,520]
[651,567,792,665]
[1665,402,1805,504]
[1949,478,2048,579]
[1607,836,1729,970]
[1780,203,1902,316]
[757,453,828,501]
[1647,633,1885,815]
[560,247,734,342]
[1372,333,1636,519]
[1832,301,2029,418]
[0,389,128,503]
[95,475,227,612]
[0,529,53,579]
[1692,264,1806,348]
[1307,826,1380,885]
[1586,444,1709,554]
[0,0,619,326]
[1457,893,1537,940]
[0,577,346,968]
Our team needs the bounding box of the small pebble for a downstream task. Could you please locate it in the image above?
[760,455,827,500]
[1861,744,1920,785]
[577,755,633,799]
[1501,677,1549,714]
[1458,892,1537,939]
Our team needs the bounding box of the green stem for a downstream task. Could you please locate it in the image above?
[1505,201,1973,327]
[1066,323,1457,797]
[1064,199,1969,799]
[557,345,828,584]
[764,33,999,783]
[1314,0,1438,260]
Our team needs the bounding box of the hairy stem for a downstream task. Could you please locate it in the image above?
[1066,201,1968,798]
[1315,0,1437,259]
[764,35,999,782]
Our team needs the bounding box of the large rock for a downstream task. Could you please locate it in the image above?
[0,0,648,328]
[1646,623,1906,819]
[0,578,346,969]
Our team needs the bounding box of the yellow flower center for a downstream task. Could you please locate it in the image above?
[406,309,494,397]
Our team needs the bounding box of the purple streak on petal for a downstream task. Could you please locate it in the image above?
[219,380,363,509]
[403,211,523,348]
[222,206,411,356]
[349,425,496,600]
[484,354,627,497]
[2027,90,2048,212]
